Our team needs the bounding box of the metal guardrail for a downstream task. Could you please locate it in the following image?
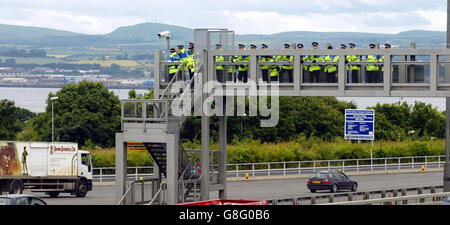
[268,185,446,205]
[93,155,447,182]
[117,178,162,205]
[319,192,450,205]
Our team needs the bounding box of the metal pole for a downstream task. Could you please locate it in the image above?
[52,100,54,142]
[445,0,450,192]
[166,37,170,50]
[370,140,374,161]
[448,0,450,49]
[444,97,450,192]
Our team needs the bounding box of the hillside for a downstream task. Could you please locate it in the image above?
[0,23,82,44]
[104,23,193,43]
[0,23,446,48]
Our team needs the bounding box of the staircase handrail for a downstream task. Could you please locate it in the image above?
[148,182,167,205]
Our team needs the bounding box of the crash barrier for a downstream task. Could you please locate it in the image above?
[319,192,450,205]
[267,185,445,205]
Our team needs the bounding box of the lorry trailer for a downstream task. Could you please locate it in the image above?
[0,141,92,197]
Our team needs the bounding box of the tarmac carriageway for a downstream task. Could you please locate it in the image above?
[25,169,444,205]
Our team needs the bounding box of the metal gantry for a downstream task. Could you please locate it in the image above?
[116,27,450,205]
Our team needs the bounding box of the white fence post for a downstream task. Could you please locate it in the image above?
[371,159,373,172]
[252,164,255,177]
[438,156,441,168]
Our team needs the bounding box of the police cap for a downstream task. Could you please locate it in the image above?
[349,43,356,48]
[312,42,319,46]
[328,45,333,50]
[262,44,268,48]
[250,44,257,49]
[238,44,245,48]
[340,44,347,49]
[284,43,290,48]
[177,45,184,48]
[384,44,391,48]
[369,43,376,48]
[297,43,304,48]
[215,44,222,48]
[170,48,176,52]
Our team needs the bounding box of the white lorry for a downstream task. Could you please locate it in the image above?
[0,141,93,198]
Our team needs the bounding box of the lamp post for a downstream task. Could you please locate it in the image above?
[50,97,58,142]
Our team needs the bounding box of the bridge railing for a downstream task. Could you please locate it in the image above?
[93,155,447,182]
[154,48,450,97]
[120,99,170,131]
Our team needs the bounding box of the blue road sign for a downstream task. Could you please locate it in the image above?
[345,109,375,140]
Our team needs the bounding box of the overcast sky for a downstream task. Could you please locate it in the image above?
[0,0,447,35]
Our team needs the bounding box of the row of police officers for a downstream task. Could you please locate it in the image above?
[167,41,392,84]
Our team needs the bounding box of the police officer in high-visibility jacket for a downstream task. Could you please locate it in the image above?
[269,54,280,82]
[186,42,195,80]
[259,44,271,82]
[236,44,250,83]
[168,48,181,82]
[277,44,294,83]
[226,55,235,82]
[215,44,225,83]
[366,43,381,83]
[297,43,309,82]
[177,45,188,81]
[309,42,323,83]
[347,43,360,83]
[324,45,339,83]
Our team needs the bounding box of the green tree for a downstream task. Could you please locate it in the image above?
[0,99,23,140]
[31,81,121,147]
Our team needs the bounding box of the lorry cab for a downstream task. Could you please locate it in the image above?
[78,150,93,194]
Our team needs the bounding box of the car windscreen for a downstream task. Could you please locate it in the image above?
[0,198,12,205]
[309,172,328,179]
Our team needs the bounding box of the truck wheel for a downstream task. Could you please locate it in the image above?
[48,192,60,198]
[76,180,88,197]
[9,180,24,194]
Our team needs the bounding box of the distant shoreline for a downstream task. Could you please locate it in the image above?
[0,84,152,90]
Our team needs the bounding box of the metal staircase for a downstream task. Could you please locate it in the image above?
[117,29,233,205]
[119,61,205,204]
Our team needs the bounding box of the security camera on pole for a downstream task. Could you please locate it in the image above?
[157,31,171,50]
